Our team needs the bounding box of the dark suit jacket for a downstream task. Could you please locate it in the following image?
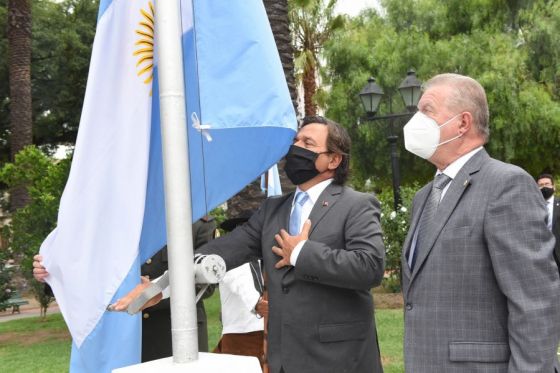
[199,183,385,373]
[552,197,560,271]
[401,149,560,372]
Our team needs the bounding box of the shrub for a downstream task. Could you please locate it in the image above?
[0,146,71,315]
[359,180,420,293]
[0,255,16,311]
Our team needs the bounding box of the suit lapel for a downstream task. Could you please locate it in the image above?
[278,192,294,232]
[552,197,560,238]
[553,197,560,227]
[401,184,431,281]
[308,183,342,235]
[409,149,489,284]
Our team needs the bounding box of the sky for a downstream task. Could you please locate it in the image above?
[334,0,382,16]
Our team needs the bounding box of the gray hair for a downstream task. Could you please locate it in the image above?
[424,73,490,142]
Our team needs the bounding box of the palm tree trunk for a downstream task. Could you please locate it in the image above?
[303,63,317,116]
[8,0,33,210]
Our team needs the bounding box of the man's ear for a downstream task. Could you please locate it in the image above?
[460,112,473,135]
[328,153,342,170]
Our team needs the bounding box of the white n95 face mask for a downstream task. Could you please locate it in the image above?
[403,111,462,159]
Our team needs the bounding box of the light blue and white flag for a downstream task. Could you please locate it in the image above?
[40,0,296,372]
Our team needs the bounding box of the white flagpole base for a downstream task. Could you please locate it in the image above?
[112,352,261,372]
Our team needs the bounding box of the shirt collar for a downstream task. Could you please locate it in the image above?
[437,146,483,179]
[294,178,333,206]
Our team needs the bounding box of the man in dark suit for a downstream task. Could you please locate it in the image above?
[140,217,217,362]
[196,116,386,373]
[537,173,560,271]
[401,73,560,372]
[112,116,386,372]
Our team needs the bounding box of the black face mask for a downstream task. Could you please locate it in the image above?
[541,186,555,200]
[284,145,325,185]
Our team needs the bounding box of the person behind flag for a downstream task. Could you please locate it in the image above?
[114,116,386,373]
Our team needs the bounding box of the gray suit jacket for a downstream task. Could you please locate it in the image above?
[199,183,385,373]
[401,149,560,373]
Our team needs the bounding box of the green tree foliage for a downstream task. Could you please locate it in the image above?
[322,0,560,186]
[0,146,71,313]
[289,0,344,115]
[0,0,98,161]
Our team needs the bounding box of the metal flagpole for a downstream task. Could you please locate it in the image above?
[154,0,198,363]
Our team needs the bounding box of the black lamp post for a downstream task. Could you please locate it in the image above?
[359,70,422,210]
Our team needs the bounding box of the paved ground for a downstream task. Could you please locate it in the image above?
[0,297,60,323]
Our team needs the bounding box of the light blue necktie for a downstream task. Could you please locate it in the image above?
[289,191,309,235]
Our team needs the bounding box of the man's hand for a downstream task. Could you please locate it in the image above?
[33,254,49,283]
[109,276,162,312]
[255,297,269,318]
[272,219,311,269]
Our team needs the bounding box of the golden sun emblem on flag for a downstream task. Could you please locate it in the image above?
[134,2,154,86]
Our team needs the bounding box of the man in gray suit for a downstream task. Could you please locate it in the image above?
[401,73,560,372]
[198,116,385,373]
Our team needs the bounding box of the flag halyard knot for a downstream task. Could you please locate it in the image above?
[191,112,212,142]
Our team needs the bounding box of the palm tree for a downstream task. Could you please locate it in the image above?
[7,0,33,209]
[290,0,344,116]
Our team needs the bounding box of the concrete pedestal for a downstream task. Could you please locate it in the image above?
[113,352,261,372]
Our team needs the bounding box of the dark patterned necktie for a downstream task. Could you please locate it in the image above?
[409,173,452,270]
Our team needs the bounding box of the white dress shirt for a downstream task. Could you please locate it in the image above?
[546,196,554,231]
[289,178,333,265]
[219,262,264,334]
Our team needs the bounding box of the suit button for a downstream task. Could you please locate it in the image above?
[406,303,413,311]
[282,287,289,294]
[143,312,150,319]
[145,259,152,265]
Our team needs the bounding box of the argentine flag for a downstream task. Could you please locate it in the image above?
[39,0,297,371]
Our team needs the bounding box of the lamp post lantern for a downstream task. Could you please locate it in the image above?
[359,77,384,117]
[359,70,422,210]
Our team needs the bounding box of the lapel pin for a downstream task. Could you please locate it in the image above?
[463,179,469,187]
[322,201,329,207]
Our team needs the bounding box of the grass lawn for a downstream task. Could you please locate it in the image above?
[0,293,404,372]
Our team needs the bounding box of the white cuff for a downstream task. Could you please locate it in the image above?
[290,240,307,266]
[154,271,170,299]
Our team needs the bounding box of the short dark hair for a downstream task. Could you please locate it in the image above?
[537,173,554,185]
[300,116,351,185]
